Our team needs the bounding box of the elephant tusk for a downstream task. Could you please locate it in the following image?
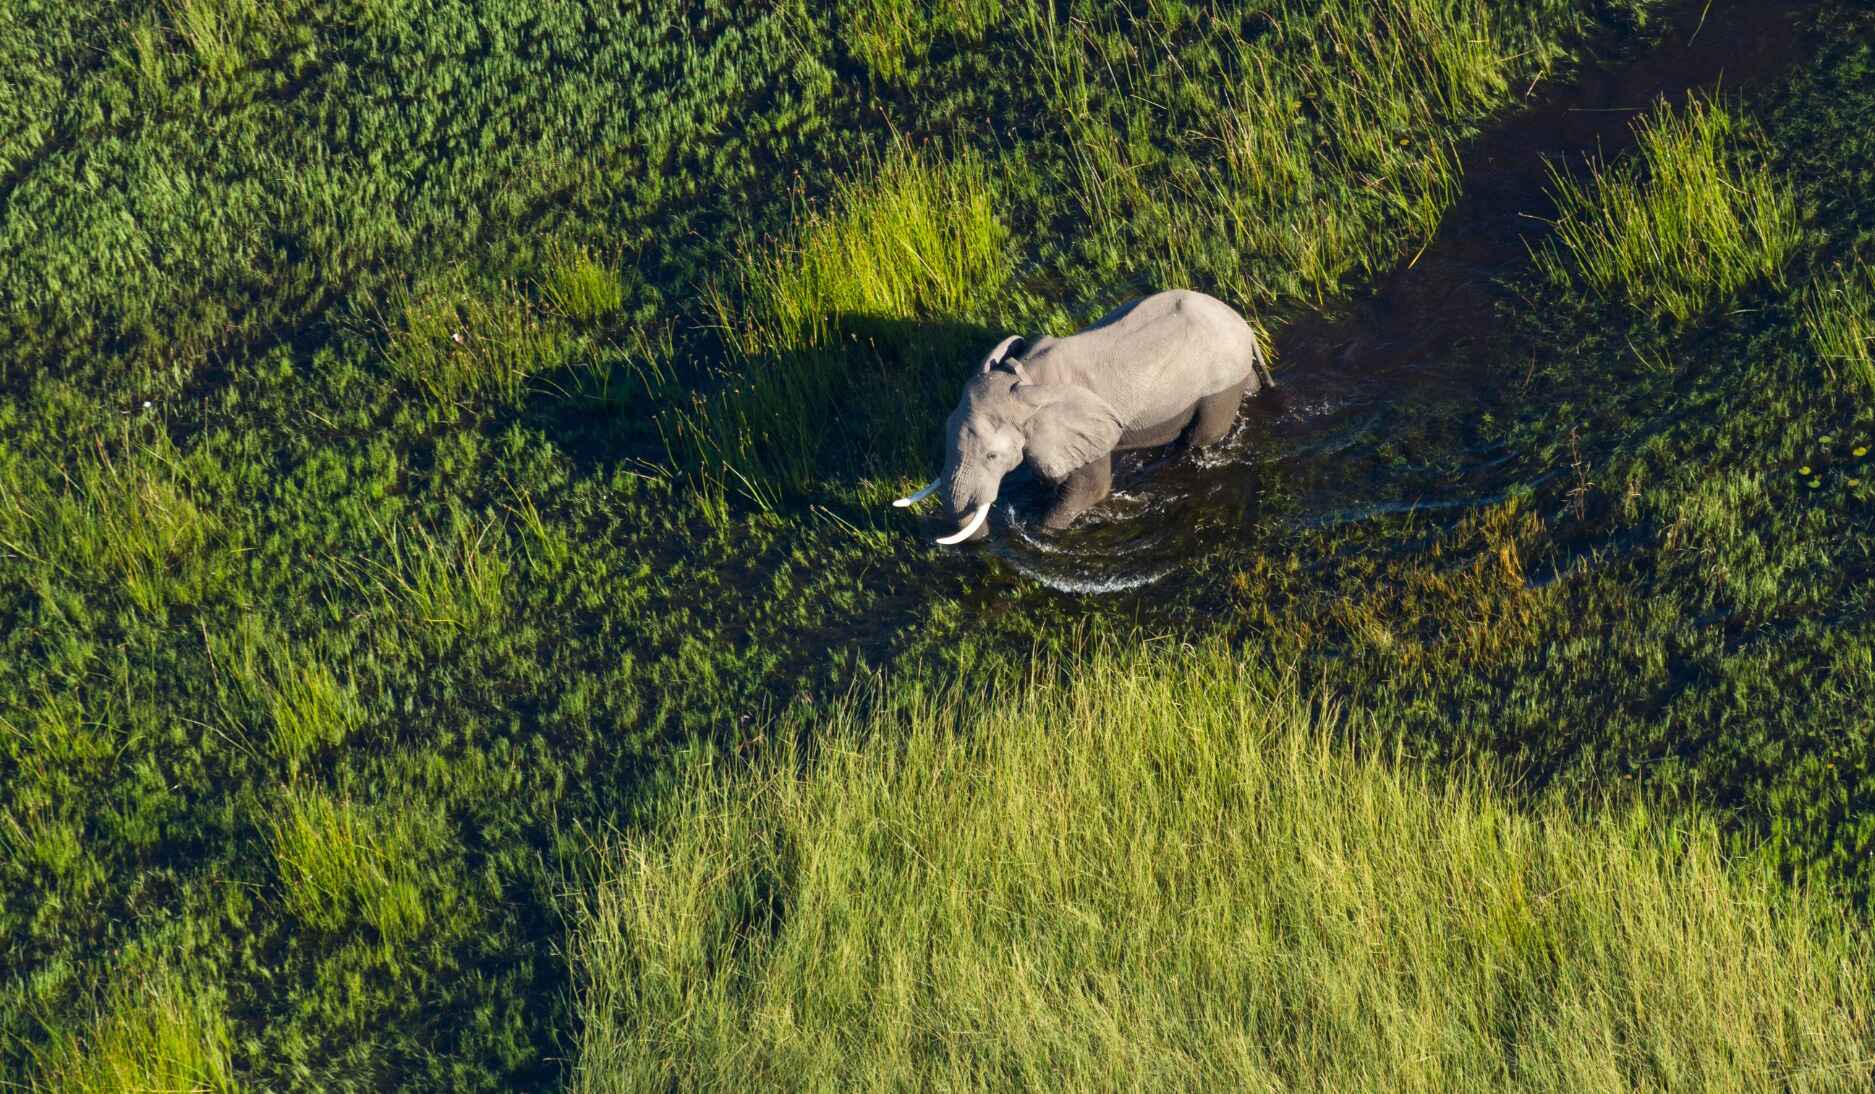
[934,503,991,545]
[892,478,941,508]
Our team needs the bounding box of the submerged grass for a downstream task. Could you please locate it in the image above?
[1539,95,1799,322]
[570,642,1874,1091]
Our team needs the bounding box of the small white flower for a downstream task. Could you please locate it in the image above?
[142,400,153,409]
[452,330,465,344]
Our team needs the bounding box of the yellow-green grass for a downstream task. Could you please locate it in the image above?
[338,514,514,638]
[0,425,235,615]
[717,146,1008,359]
[385,276,571,418]
[1538,96,1799,323]
[540,242,627,325]
[569,642,1874,1091]
[1804,260,1875,393]
[266,655,366,777]
[268,784,437,941]
[841,0,1012,84]
[28,963,236,1093]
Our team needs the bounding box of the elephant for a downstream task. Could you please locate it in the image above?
[894,289,1271,543]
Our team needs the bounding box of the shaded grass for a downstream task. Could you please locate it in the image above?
[569,641,1874,1091]
[1538,95,1799,322]
[28,962,235,1094]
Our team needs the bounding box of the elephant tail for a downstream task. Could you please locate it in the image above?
[1249,324,1276,391]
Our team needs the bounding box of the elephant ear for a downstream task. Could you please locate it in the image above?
[1015,383,1123,483]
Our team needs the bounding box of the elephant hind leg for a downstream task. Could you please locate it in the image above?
[1186,379,1248,448]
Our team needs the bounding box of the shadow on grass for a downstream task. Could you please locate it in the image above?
[520,311,1006,515]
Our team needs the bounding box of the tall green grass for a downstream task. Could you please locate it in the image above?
[1538,96,1799,322]
[715,147,1008,359]
[569,642,1874,1091]
[1031,0,1542,307]
[677,148,1009,513]
[28,963,235,1093]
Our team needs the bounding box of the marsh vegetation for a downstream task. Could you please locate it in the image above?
[4,0,1874,1088]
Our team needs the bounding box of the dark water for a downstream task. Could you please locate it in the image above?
[986,0,1814,595]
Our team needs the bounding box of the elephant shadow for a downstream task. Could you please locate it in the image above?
[518,311,1007,510]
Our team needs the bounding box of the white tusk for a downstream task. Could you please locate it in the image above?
[934,503,991,545]
[892,478,941,508]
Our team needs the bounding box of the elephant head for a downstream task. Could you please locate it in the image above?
[894,336,1123,544]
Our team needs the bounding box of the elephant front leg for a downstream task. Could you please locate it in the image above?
[1041,453,1113,531]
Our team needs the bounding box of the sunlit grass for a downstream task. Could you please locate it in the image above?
[385,276,570,417]
[1538,96,1799,322]
[338,515,513,636]
[162,0,268,80]
[0,426,234,614]
[1033,0,1529,308]
[268,784,434,941]
[29,963,236,1093]
[569,641,1874,1091]
[718,147,1008,359]
[841,0,1011,83]
[266,656,366,777]
[1804,260,1875,393]
[540,243,626,325]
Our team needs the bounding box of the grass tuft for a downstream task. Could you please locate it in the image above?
[385,278,570,417]
[268,784,434,941]
[570,641,1874,1091]
[1804,260,1875,393]
[340,515,513,637]
[162,0,268,81]
[0,427,233,614]
[29,963,236,1093]
[718,147,1009,359]
[1538,96,1799,322]
[266,656,366,777]
[841,0,1007,84]
[540,244,627,325]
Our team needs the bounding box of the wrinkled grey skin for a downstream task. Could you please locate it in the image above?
[935,289,1268,541]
